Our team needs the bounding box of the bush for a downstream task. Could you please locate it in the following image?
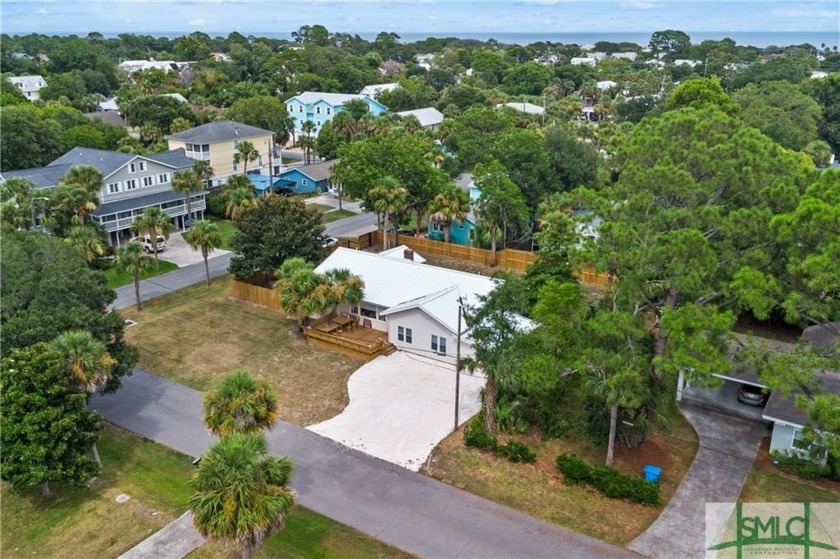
[497,440,536,463]
[772,450,830,480]
[556,454,662,507]
[464,418,497,451]
[464,417,537,464]
[205,193,226,218]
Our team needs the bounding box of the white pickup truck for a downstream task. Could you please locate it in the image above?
[132,235,167,253]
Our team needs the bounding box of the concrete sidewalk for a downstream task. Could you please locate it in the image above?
[93,369,641,559]
[119,512,205,559]
[628,405,765,559]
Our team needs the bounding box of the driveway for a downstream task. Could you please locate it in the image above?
[158,231,231,268]
[628,404,766,559]
[308,352,485,471]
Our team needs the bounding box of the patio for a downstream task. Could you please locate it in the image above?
[305,318,394,362]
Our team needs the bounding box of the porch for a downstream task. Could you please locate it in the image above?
[304,318,395,362]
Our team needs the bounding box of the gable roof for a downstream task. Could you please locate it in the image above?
[379,245,428,264]
[49,148,135,176]
[1,164,74,189]
[167,120,273,143]
[280,159,337,182]
[314,248,499,333]
[498,102,545,115]
[84,111,126,127]
[359,83,399,97]
[396,107,444,128]
[9,75,46,92]
[291,92,368,106]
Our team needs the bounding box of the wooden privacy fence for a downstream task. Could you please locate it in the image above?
[353,231,612,286]
[230,279,280,309]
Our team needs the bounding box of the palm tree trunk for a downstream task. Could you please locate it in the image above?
[483,377,497,435]
[337,186,343,211]
[41,481,51,497]
[203,254,211,286]
[606,403,618,467]
[490,223,498,266]
[133,274,142,311]
[238,539,252,559]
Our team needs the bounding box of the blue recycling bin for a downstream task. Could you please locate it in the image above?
[643,464,662,483]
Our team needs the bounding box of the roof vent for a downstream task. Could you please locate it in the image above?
[404,249,414,261]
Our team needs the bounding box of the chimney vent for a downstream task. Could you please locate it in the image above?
[404,249,414,261]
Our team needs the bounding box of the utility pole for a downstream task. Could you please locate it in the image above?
[454,302,463,432]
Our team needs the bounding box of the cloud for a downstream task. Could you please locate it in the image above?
[620,1,656,8]
[36,7,48,13]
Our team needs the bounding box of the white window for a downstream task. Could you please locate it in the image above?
[431,335,447,354]
[301,179,307,187]
[129,163,137,173]
[298,106,303,113]
[142,176,154,187]
[257,156,263,167]
[107,182,120,194]
[232,159,239,171]
[398,326,412,344]
[125,179,138,190]
[138,161,146,171]
[316,121,321,127]
[326,107,331,115]
[158,173,169,183]
[316,107,321,114]
[233,140,240,149]
[288,104,293,112]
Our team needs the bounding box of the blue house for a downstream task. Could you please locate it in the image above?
[428,174,479,246]
[285,92,388,137]
[276,160,337,194]
[247,173,295,195]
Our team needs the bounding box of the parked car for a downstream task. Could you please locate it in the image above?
[737,384,768,407]
[132,235,167,253]
[322,236,339,248]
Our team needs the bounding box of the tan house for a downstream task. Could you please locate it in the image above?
[167,120,274,187]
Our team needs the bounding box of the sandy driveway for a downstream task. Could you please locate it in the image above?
[308,351,484,471]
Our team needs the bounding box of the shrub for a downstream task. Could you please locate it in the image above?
[464,417,497,451]
[556,453,662,507]
[497,440,536,463]
[772,450,830,480]
[205,193,226,218]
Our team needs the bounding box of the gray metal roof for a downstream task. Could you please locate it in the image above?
[50,148,134,176]
[1,164,74,189]
[167,120,273,143]
[282,159,337,182]
[84,111,126,127]
[93,188,208,216]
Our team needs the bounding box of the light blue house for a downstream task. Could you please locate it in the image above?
[428,173,478,246]
[285,92,388,137]
[275,160,337,194]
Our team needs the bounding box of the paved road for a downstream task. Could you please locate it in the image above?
[93,370,641,559]
[113,214,376,310]
[628,404,765,559]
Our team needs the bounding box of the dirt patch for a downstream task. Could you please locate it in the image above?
[122,276,362,426]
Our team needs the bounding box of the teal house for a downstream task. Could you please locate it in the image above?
[275,160,337,194]
[285,92,388,137]
[429,173,478,246]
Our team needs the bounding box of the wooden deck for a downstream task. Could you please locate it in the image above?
[304,320,395,362]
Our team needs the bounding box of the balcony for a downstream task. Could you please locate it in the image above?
[99,200,206,232]
[185,150,211,161]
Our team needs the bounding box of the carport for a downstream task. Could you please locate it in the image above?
[679,373,769,422]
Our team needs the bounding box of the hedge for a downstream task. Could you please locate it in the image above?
[556,454,662,507]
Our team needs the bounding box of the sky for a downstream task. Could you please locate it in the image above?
[1,0,839,37]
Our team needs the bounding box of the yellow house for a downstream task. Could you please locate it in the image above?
[167,120,274,187]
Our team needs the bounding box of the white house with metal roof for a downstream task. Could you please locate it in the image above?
[359,82,399,98]
[313,248,534,365]
[0,147,201,245]
[396,107,444,130]
[8,75,47,101]
[285,92,388,137]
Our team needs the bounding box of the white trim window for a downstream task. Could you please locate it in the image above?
[431,335,447,355]
[158,173,169,183]
[138,161,147,171]
[142,176,154,187]
[326,107,331,115]
[107,182,121,194]
[129,162,137,173]
[125,179,138,190]
[397,326,412,344]
[316,107,321,114]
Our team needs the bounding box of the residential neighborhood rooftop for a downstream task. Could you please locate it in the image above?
[396,107,444,128]
[167,120,274,143]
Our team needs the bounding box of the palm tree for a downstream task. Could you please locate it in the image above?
[131,206,174,268]
[221,175,258,220]
[330,112,356,141]
[172,169,204,228]
[189,433,296,559]
[64,225,106,264]
[114,241,155,311]
[299,120,316,164]
[274,257,323,330]
[401,114,422,135]
[427,186,470,245]
[0,177,35,230]
[183,219,222,286]
[321,268,364,318]
[202,370,280,437]
[56,165,103,227]
[193,159,215,188]
[49,329,116,464]
[234,141,260,175]
[60,165,103,196]
[368,176,408,250]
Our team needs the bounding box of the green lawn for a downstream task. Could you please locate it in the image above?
[740,465,840,503]
[1,425,411,559]
[104,259,178,289]
[208,217,237,250]
[322,209,356,223]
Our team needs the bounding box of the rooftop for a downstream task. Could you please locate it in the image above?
[167,120,274,144]
[396,107,444,128]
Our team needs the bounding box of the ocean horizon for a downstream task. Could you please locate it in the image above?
[18,30,840,49]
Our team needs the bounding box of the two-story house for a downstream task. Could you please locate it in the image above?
[285,92,388,138]
[9,75,47,101]
[0,147,202,246]
[167,120,275,187]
